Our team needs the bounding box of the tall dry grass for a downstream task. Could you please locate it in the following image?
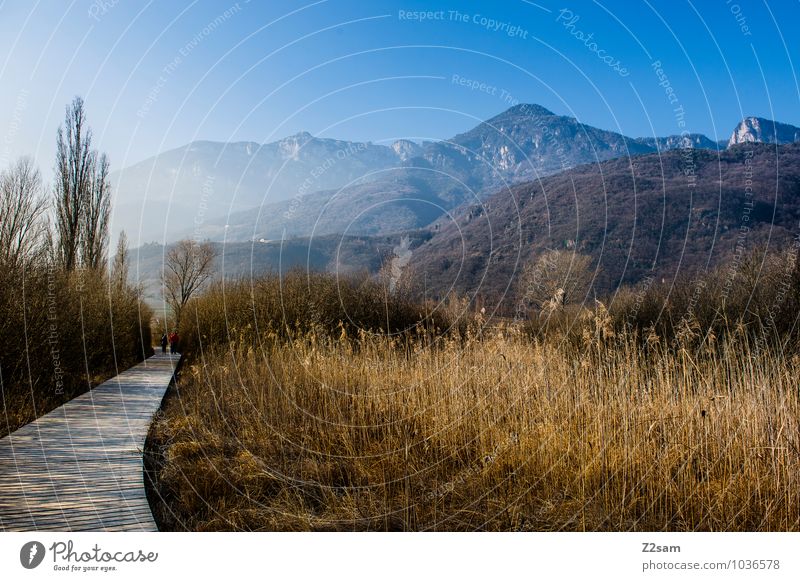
[150,315,800,531]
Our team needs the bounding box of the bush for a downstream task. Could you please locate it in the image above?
[150,326,800,531]
[147,255,800,531]
[178,269,451,356]
[0,262,153,436]
[608,247,800,348]
[516,246,800,351]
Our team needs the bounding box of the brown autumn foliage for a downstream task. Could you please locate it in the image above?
[147,260,800,531]
[411,143,800,310]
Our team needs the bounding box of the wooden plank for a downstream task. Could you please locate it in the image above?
[0,352,177,532]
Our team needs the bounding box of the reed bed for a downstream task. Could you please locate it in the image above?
[150,320,800,531]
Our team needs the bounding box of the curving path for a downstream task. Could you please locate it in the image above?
[0,352,177,531]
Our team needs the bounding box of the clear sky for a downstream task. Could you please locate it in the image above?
[1,0,798,177]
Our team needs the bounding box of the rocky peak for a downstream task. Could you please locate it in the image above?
[482,104,556,130]
[290,130,313,141]
[496,103,555,119]
[278,131,316,160]
[391,139,423,161]
[728,117,800,147]
[448,103,652,184]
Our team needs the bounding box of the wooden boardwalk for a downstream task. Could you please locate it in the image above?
[0,352,177,531]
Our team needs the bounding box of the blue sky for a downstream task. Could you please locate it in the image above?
[1,0,798,175]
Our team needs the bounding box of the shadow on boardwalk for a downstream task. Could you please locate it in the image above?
[0,353,178,531]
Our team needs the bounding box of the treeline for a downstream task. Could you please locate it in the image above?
[0,97,152,436]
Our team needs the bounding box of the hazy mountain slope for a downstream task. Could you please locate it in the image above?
[408,143,800,308]
[196,104,667,241]
[116,104,668,244]
[207,166,482,241]
[111,133,407,244]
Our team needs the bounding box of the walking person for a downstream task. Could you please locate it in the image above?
[160,333,168,354]
[169,330,179,354]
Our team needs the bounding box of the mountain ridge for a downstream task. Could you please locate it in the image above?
[113,105,800,245]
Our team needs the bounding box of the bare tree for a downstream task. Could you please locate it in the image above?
[161,239,216,324]
[518,249,593,315]
[0,157,47,269]
[82,152,111,268]
[52,97,112,271]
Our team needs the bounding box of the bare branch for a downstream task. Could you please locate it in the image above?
[0,157,47,269]
[161,239,217,324]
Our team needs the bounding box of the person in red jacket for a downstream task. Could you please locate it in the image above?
[168,331,179,354]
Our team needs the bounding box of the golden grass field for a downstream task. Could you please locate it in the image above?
[149,317,800,531]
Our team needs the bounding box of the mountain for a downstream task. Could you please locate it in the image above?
[442,103,655,184]
[728,117,800,147]
[406,142,800,309]
[110,133,413,244]
[189,104,662,242]
[114,105,800,248]
[133,142,800,312]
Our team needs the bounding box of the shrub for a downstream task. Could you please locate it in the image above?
[0,263,152,436]
[608,247,800,349]
[178,269,451,356]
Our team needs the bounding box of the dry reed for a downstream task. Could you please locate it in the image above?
[150,318,800,531]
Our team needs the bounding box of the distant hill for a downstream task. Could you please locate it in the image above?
[406,142,800,309]
[214,169,455,241]
[131,232,430,308]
